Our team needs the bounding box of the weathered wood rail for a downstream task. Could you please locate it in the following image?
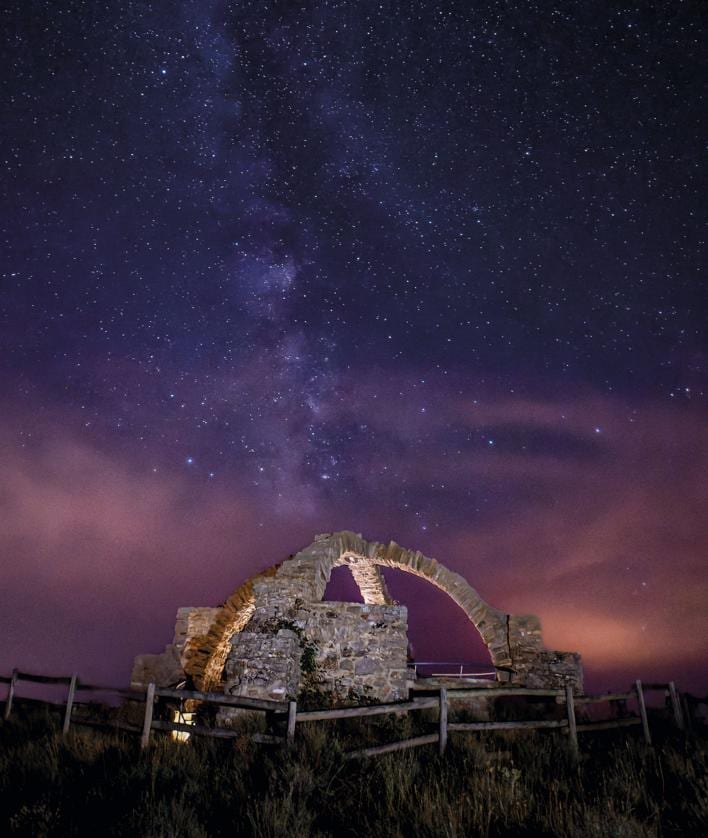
[1,667,698,760]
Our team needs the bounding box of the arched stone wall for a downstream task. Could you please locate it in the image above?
[183,531,537,691]
[134,531,582,697]
[182,564,281,690]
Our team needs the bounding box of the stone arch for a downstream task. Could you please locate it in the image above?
[181,564,281,690]
[183,531,534,691]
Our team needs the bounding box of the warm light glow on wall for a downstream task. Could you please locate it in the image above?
[171,710,195,743]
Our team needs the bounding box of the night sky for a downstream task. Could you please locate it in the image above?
[2,2,707,692]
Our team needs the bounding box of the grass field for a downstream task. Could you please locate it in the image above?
[1,704,706,837]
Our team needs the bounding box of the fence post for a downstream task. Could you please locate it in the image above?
[667,681,684,730]
[286,700,297,744]
[681,693,693,732]
[62,673,78,736]
[635,680,652,745]
[438,687,448,756]
[3,669,18,721]
[141,683,156,750]
[565,684,578,759]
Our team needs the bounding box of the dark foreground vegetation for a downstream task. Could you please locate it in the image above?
[1,705,706,838]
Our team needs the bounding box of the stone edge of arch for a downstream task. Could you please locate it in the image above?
[183,530,547,690]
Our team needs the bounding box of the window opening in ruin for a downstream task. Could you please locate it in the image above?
[322,565,365,603]
[381,568,496,680]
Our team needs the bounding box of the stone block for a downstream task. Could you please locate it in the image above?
[131,646,183,689]
[354,657,380,676]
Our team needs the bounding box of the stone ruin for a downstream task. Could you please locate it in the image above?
[132,531,583,704]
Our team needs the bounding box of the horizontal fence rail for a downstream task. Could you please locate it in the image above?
[155,686,288,714]
[296,696,439,722]
[446,687,565,697]
[13,671,75,685]
[76,683,148,700]
[2,667,701,759]
[345,733,440,760]
[575,718,642,733]
[410,661,499,679]
[448,720,569,731]
[556,691,633,703]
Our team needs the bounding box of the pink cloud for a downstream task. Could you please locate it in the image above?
[0,383,706,693]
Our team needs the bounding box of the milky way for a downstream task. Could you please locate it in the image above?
[1,2,706,690]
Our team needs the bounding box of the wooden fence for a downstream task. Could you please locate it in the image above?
[1,669,698,760]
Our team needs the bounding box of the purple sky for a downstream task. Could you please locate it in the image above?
[2,382,706,692]
[2,2,706,694]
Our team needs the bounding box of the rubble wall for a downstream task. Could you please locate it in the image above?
[224,601,409,704]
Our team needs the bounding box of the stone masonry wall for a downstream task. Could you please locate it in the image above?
[131,606,220,689]
[224,629,303,702]
[517,650,584,692]
[507,615,583,692]
[131,646,182,690]
[224,602,408,704]
[299,602,408,703]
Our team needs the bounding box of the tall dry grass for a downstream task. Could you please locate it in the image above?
[0,704,705,837]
